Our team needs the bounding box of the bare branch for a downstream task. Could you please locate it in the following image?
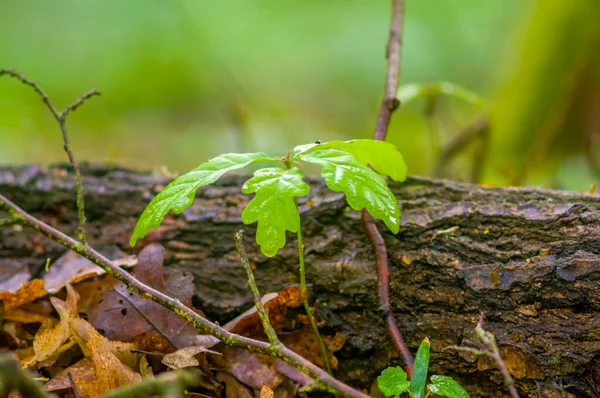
[0,68,100,244]
[446,318,520,398]
[362,0,414,374]
[0,193,369,398]
[373,0,405,140]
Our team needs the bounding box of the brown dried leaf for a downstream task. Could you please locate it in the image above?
[260,384,274,398]
[90,244,200,351]
[2,307,54,324]
[225,285,302,337]
[44,248,136,294]
[20,284,78,368]
[0,279,47,311]
[44,357,96,393]
[162,345,221,370]
[216,372,253,398]
[0,261,30,292]
[74,329,141,397]
[213,346,284,390]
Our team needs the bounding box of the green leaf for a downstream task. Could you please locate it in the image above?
[301,149,400,233]
[131,152,272,246]
[397,82,485,109]
[427,375,470,398]
[241,167,310,257]
[378,366,410,397]
[294,139,407,182]
[410,337,431,398]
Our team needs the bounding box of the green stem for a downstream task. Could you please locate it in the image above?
[296,216,333,374]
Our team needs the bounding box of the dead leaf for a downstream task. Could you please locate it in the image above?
[260,384,274,398]
[225,285,303,337]
[20,284,78,368]
[280,327,338,370]
[90,244,201,351]
[0,261,30,292]
[216,372,253,398]
[139,355,153,378]
[213,346,284,390]
[2,307,54,324]
[45,357,96,393]
[0,279,47,311]
[74,329,141,397]
[44,248,136,294]
[162,345,221,370]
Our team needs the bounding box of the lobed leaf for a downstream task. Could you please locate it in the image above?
[300,149,400,233]
[130,152,272,246]
[427,375,470,398]
[410,337,431,398]
[377,366,410,397]
[241,167,310,257]
[294,139,407,182]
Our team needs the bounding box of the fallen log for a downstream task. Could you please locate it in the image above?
[1,164,599,397]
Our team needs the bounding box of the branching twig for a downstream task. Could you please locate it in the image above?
[234,230,281,346]
[446,318,520,398]
[373,0,404,140]
[361,0,414,374]
[0,194,369,398]
[0,69,100,244]
[0,68,366,397]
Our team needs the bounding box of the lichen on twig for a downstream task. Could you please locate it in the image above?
[0,68,100,244]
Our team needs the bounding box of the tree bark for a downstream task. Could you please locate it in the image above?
[1,164,599,397]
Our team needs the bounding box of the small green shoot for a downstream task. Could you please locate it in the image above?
[131,139,407,374]
[378,338,469,398]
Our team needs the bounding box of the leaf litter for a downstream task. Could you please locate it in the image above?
[2,243,346,397]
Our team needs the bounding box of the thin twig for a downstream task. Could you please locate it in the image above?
[373,0,404,140]
[362,210,413,375]
[0,69,100,244]
[446,318,520,398]
[234,230,281,346]
[0,194,369,398]
[361,0,414,374]
[0,217,17,227]
[296,224,333,374]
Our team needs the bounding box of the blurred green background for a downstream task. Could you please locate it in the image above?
[1,0,598,189]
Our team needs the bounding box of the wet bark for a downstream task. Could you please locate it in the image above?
[1,164,599,397]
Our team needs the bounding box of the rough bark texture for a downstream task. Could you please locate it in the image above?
[1,164,600,397]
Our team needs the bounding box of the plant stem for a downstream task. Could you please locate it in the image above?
[362,0,414,375]
[296,217,333,374]
[234,230,281,346]
[0,69,99,244]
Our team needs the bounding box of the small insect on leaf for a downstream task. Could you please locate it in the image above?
[294,139,407,182]
[299,148,400,234]
[410,337,431,398]
[427,375,470,398]
[130,152,272,246]
[241,167,310,257]
[377,366,410,397]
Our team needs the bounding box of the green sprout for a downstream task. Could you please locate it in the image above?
[131,139,407,373]
[378,338,470,398]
